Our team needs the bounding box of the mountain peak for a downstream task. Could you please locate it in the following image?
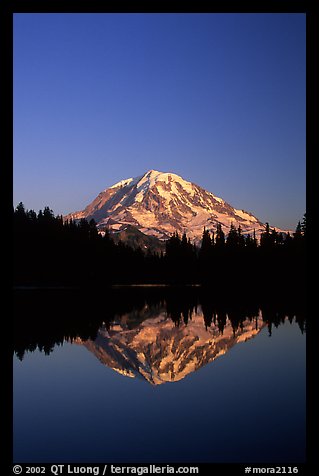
[65,170,289,243]
[145,169,162,175]
[138,169,185,184]
[109,170,170,191]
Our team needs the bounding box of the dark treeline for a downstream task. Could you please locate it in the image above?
[13,286,305,361]
[13,202,306,294]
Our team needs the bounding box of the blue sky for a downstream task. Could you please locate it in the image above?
[13,13,306,230]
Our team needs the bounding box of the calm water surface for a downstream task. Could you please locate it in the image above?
[13,288,306,463]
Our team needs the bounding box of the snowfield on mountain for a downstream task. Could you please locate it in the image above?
[65,170,289,244]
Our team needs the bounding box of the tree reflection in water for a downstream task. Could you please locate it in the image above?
[13,286,305,370]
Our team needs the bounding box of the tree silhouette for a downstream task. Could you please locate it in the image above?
[13,285,306,361]
[293,221,303,243]
[13,202,306,293]
[260,222,272,248]
[301,213,306,237]
[215,223,225,248]
[200,228,212,254]
[226,223,238,248]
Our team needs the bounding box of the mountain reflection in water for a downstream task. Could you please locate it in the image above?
[14,286,306,383]
[13,286,307,464]
[75,306,266,384]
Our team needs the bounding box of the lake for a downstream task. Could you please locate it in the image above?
[13,287,306,463]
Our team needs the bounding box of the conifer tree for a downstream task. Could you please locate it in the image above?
[301,213,306,237]
[260,222,272,248]
[15,202,26,216]
[215,223,225,247]
[200,228,212,255]
[226,223,238,248]
[237,225,245,248]
[293,221,303,241]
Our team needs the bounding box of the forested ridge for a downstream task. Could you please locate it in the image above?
[13,202,306,293]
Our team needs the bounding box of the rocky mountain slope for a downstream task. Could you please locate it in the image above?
[65,169,287,243]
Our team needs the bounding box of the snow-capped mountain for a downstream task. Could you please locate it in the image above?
[65,169,286,243]
[74,306,265,385]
